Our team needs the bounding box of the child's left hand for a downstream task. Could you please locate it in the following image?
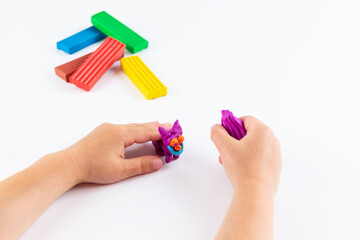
[65,122,172,184]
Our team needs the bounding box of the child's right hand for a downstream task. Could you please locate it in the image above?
[211,116,281,195]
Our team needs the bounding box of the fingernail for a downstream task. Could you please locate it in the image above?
[152,158,163,170]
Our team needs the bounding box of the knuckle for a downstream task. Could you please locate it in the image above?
[124,161,139,177]
[262,126,273,138]
[244,115,257,123]
[100,122,112,128]
[262,126,277,141]
[210,128,218,141]
[262,125,272,134]
[145,123,156,131]
[100,123,123,138]
[116,125,125,133]
[97,123,116,133]
[246,115,256,120]
[125,159,150,177]
[140,159,149,173]
[144,124,158,136]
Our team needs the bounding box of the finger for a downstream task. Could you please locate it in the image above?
[211,124,237,155]
[122,156,163,178]
[219,156,223,165]
[122,122,172,147]
[239,115,264,133]
[125,121,158,127]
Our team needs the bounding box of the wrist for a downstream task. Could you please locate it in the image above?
[43,150,84,186]
[233,177,276,199]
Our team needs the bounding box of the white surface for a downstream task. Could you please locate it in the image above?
[0,0,360,239]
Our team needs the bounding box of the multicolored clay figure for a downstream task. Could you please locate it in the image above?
[152,120,184,163]
[221,110,247,140]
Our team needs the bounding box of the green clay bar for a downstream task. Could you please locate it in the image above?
[91,11,148,53]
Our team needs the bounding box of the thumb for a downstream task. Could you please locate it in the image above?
[123,156,163,178]
[211,124,237,155]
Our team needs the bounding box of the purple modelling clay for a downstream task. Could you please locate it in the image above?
[152,120,184,163]
[221,110,247,140]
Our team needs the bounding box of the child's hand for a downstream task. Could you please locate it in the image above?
[66,122,171,184]
[211,116,281,195]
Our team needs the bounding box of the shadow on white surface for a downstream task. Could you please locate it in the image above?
[125,142,157,158]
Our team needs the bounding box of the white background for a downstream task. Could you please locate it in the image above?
[0,0,359,239]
